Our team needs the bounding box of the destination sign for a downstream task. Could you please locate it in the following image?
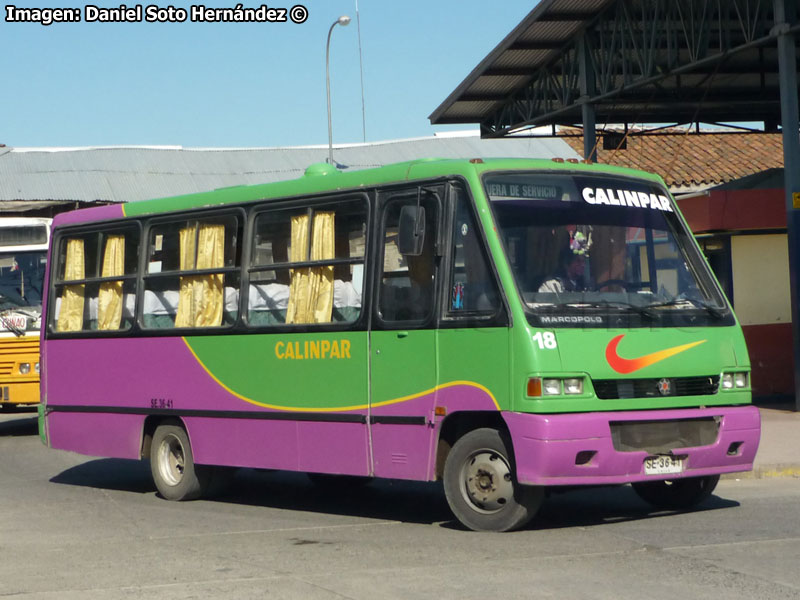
[485,182,561,201]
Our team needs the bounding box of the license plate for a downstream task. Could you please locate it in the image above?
[644,454,685,476]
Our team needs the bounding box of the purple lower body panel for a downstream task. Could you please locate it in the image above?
[504,405,761,486]
[47,412,146,460]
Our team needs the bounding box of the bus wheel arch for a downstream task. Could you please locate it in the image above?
[141,415,176,460]
[435,411,509,480]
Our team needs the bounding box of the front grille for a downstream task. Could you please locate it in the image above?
[610,418,720,453]
[593,375,719,400]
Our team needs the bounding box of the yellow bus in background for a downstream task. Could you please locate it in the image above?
[0,217,50,411]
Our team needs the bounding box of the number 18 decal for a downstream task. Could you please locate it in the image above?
[532,331,557,350]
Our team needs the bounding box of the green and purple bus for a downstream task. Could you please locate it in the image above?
[39,158,759,531]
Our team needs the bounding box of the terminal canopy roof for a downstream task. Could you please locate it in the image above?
[430,0,800,137]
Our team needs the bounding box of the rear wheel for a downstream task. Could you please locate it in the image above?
[443,428,543,532]
[150,423,211,501]
[632,475,720,510]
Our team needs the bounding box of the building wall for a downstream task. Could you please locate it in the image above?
[732,234,791,326]
[731,233,794,397]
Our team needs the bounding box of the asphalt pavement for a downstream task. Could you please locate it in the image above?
[3,405,800,599]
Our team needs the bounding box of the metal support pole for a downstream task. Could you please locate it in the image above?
[578,35,598,162]
[774,0,800,410]
[325,22,336,166]
[582,103,597,162]
[325,16,350,166]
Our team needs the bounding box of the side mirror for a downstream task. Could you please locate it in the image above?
[398,205,426,256]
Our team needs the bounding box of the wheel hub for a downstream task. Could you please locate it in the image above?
[462,451,514,513]
[158,434,185,486]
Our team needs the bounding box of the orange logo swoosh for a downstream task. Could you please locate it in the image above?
[605,334,706,374]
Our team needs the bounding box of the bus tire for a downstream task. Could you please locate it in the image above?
[631,475,720,510]
[443,428,543,532]
[150,423,210,501]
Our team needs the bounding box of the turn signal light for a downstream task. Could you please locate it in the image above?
[527,378,542,397]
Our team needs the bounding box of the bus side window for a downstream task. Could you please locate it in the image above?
[247,200,366,326]
[379,194,438,324]
[446,186,501,316]
[52,229,138,333]
[142,216,240,330]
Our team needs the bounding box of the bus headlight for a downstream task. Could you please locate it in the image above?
[721,372,748,390]
[19,363,31,374]
[527,377,585,397]
[35,362,40,374]
[542,379,562,395]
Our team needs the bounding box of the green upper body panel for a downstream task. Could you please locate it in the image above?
[119,158,665,218]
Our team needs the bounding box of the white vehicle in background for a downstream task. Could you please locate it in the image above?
[0,217,50,410]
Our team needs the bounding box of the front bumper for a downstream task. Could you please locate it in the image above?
[0,381,40,407]
[504,405,760,486]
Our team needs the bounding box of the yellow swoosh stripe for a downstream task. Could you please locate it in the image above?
[182,338,499,412]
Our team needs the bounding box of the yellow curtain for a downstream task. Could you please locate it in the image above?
[285,214,310,324]
[286,212,334,324]
[310,212,335,323]
[97,235,125,330]
[56,239,85,332]
[175,223,225,328]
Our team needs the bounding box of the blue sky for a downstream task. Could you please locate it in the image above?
[2,1,534,147]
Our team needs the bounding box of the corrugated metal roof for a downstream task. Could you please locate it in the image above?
[430,0,616,125]
[0,133,578,207]
[430,0,796,132]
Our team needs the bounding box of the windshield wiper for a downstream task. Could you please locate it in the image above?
[551,300,658,320]
[644,298,726,318]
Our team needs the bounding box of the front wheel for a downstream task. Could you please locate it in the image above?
[443,428,544,532]
[150,423,211,501]
[631,475,720,510]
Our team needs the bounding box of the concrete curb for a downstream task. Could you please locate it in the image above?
[722,465,800,480]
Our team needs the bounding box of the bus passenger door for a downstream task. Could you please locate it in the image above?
[369,186,442,480]
[436,182,510,437]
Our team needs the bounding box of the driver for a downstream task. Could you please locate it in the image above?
[539,230,592,293]
[538,249,587,293]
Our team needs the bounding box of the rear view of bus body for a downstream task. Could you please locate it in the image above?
[39,158,759,532]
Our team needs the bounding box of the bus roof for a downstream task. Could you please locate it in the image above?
[55,157,667,225]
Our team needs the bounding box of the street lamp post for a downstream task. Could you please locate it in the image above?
[326,15,350,166]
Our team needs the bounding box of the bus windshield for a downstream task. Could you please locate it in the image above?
[485,172,729,327]
[0,250,47,313]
